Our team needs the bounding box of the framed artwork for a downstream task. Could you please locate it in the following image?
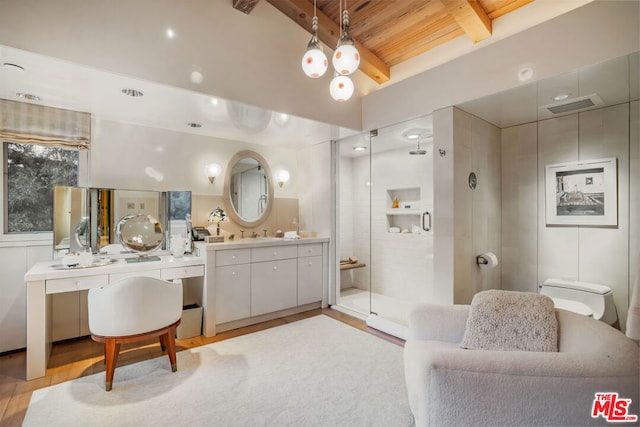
[545,157,617,226]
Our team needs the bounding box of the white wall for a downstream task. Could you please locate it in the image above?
[363,1,640,131]
[501,102,637,330]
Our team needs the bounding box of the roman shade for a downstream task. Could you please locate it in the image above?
[0,98,90,149]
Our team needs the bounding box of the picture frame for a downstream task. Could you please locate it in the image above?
[545,157,617,226]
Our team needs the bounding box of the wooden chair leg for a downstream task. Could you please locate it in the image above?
[159,334,167,352]
[164,327,178,372]
[104,339,121,391]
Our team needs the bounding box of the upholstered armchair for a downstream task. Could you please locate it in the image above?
[87,276,183,391]
[404,294,639,426]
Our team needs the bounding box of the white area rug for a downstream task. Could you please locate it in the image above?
[24,315,413,427]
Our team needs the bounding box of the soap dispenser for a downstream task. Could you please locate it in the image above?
[392,198,399,208]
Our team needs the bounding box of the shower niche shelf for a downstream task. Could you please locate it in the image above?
[386,187,422,232]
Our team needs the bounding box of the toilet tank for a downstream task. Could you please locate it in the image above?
[540,278,618,325]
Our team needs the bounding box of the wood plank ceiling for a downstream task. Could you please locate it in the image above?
[249,0,534,84]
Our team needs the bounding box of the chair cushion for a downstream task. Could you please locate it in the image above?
[460,290,558,352]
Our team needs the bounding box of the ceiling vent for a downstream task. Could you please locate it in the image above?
[540,93,604,115]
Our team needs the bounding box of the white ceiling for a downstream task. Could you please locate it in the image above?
[0,45,358,149]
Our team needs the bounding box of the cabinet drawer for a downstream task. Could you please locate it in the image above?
[298,243,323,258]
[46,274,109,294]
[109,269,161,282]
[251,245,297,263]
[216,249,251,266]
[161,265,204,281]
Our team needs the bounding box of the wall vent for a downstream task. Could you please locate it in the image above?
[540,93,604,115]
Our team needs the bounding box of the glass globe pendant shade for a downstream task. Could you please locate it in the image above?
[301,15,328,79]
[329,74,354,102]
[301,41,328,78]
[333,43,360,76]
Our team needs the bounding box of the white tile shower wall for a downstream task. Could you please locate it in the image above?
[370,146,434,302]
[434,108,502,305]
[433,107,456,304]
[578,104,630,328]
[470,115,502,297]
[501,123,538,292]
[500,103,635,329]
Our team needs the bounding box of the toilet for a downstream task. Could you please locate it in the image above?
[540,278,619,326]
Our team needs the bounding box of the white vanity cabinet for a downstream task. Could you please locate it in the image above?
[206,238,328,335]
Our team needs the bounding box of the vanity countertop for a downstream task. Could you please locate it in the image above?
[24,254,204,281]
[199,237,329,251]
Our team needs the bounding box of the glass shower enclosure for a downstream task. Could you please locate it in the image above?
[333,115,435,339]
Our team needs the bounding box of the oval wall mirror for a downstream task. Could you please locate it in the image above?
[224,150,274,228]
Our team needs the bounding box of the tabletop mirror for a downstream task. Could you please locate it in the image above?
[223,150,274,228]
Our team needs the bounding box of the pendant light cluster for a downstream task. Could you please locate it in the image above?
[302,0,360,102]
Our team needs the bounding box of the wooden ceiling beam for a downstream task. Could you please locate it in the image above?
[265,0,390,84]
[438,0,492,43]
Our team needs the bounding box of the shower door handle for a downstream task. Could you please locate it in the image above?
[422,211,431,232]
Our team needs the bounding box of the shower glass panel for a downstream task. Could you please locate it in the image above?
[335,115,435,338]
[336,131,372,318]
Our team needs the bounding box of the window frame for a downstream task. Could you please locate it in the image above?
[0,141,89,244]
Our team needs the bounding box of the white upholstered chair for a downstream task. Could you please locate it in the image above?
[87,276,183,391]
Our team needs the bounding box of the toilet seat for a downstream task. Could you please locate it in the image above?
[552,298,593,317]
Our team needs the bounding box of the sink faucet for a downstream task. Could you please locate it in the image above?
[251,231,258,238]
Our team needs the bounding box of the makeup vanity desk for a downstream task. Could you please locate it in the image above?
[24,255,205,380]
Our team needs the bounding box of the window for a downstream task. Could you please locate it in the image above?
[0,98,90,238]
[4,142,79,233]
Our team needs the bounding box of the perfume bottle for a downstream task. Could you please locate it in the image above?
[392,198,399,208]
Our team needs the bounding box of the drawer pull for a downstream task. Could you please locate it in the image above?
[232,271,236,276]
[273,266,278,271]
[273,252,278,256]
[232,255,236,259]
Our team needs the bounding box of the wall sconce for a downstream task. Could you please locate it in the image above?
[277,170,290,188]
[206,163,222,183]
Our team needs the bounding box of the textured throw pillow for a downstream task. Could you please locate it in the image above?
[460,290,558,352]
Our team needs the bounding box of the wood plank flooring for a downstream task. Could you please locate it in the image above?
[0,308,404,426]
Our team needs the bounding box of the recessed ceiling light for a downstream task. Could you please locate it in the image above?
[166,28,176,39]
[553,94,570,101]
[353,146,367,151]
[187,122,202,128]
[518,65,534,82]
[402,127,431,141]
[121,88,144,97]
[16,92,41,101]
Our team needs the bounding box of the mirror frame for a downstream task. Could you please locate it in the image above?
[223,150,274,228]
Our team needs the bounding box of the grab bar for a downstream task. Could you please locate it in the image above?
[422,211,431,232]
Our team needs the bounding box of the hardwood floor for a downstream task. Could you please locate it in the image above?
[0,308,403,426]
